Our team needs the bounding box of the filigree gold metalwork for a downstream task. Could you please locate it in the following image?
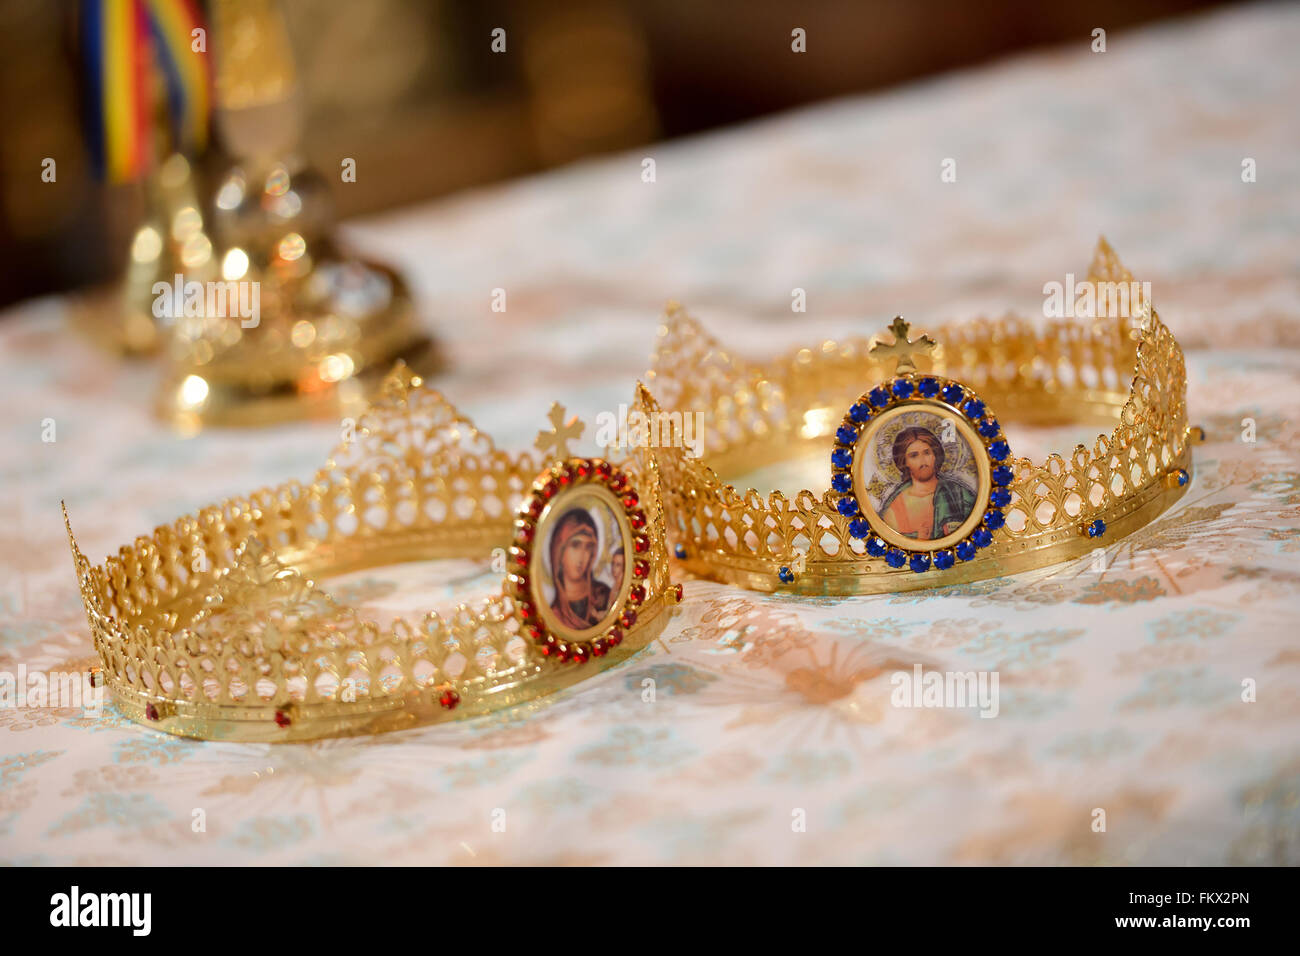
[641,239,1194,593]
[65,365,675,741]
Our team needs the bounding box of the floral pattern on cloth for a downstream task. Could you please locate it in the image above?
[2,3,1299,864]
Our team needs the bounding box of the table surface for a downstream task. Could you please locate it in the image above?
[3,3,1299,865]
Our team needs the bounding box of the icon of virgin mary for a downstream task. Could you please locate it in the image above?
[547,508,613,630]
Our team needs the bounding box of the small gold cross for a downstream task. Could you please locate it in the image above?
[870,316,936,374]
[535,402,585,460]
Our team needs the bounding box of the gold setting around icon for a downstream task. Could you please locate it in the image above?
[853,402,992,553]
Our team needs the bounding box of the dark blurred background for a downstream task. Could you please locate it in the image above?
[0,0,1229,310]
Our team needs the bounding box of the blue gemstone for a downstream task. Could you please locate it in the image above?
[837,496,859,517]
[674,544,687,559]
[1176,468,1188,486]
[832,447,852,469]
[885,548,907,569]
[831,472,852,493]
[955,540,976,561]
[941,383,964,404]
[848,518,870,539]
[850,402,872,423]
[983,509,1005,530]
[866,536,888,557]
[962,399,985,420]
[778,566,793,583]
[892,379,914,399]
[978,419,1000,438]
[869,387,890,408]
[918,377,940,397]
[836,424,858,445]
[989,488,1011,508]
[989,440,1010,461]
[909,553,931,573]
[1088,519,1106,538]
[972,528,993,548]
[992,465,1014,486]
[933,549,955,570]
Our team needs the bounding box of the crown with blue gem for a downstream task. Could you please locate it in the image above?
[639,239,1196,594]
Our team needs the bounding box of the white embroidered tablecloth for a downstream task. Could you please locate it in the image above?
[2,3,1298,865]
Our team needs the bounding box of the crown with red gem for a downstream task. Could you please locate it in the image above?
[640,239,1197,594]
[64,364,680,741]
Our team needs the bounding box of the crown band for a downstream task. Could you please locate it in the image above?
[641,240,1196,594]
[65,368,679,741]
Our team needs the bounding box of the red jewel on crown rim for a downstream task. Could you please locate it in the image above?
[274,710,291,728]
[439,689,460,710]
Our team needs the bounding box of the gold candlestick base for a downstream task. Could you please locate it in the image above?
[157,255,442,429]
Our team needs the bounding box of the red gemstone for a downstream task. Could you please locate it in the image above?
[556,467,572,487]
[525,624,543,642]
[633,560,649,578]
[517,524,534,545]
[673,582,684,602]
[518,601,537,622]
[514,572,529,593]
[574,461,591,478]
[606,628,623,648]
[622,490,639,509]
[540,480,557,500]
[633,535,649,554]
[620,609,637,628]
[629,510,646,530]
[440,689,460,710]
[554,644,570,663]
[591,639,607,657]
[595,461,612,479]
[513,547,529,566]
[539,644,553,656]
[571,645,590,664]
[145,703,159,721]
[609,473,627,493]
[527,496,545,518]
[628,584,646,605]
[274,710,291,728]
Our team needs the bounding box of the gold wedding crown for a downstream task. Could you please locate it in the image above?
[639,239,1196,593]
[65,366,679,741]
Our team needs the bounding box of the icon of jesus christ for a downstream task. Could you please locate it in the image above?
[877,426,976,541]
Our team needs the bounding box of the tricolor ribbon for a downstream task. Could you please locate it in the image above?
[80,0,211,183]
